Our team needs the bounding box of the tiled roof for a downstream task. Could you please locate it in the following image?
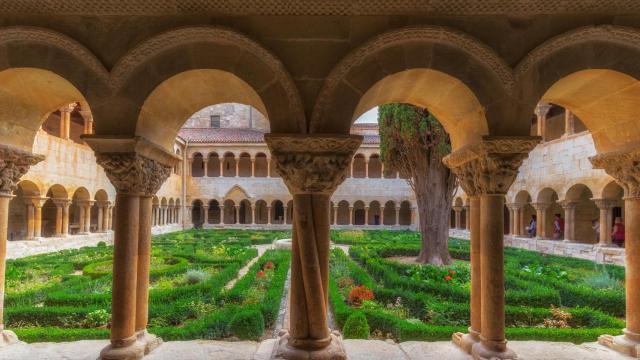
[178,127,380,145]
[179,128,265,143]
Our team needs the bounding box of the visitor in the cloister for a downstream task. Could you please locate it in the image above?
[592,218,600,242]
[553,213,564,240]
[612,217,625,248]
[527,214,537,237]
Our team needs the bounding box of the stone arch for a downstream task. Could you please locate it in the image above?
[536,188,562,239]
[383,201,396,226]
[192,152,204,177]
[254,152,268,177]
[311,26,511,150]
[224,185,251,204]
[223,199,236,224]
[255,200,268,224]
[399,200,412,226]
[353,200,366,225]
[271,200,285,224]
[191,199,204,228]
[516,26,640,154]
[223,152,236,177]
[514,190,535,236]
[352,154,366,178]
[0,27,108,151]
[46,184,68,200]
[207,152,221,177]
[368,200,381,225]
[564,183,599,243]
[8,180,43,240]
[337,200,350,225]
[208,199,221,224]
[108,26,304,153]
[238,152,252,177]
[602,181,625,200]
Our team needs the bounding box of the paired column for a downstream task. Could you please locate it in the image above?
[560,200,577,241]
[0,144,44,344]
[348,207,354,225]
[531,202,550,239]
[564,109,575,136]
[446,137,538,359]
[592,148,640,357]
[395,206,400,226]
[265,133,361,360]
[202,206,209,225]
[465,204,471,231]
[59,104,75,140]
[594,199,614,246]
[453,206,463,229]
[87,138,175,359]
[234,205,240,224]
[534,102,551,142]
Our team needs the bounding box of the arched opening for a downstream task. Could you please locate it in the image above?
[537,188,562,239]
[399,201,412,226]
[223,152,236,177]
[8,181,42,241]
[42,184,68,238]
[191,200,203,228]
[286,200,293,224]
[368,154,382,178]
[515,191,535,237]
[223,199,236,224]
[207,152,220,177]
[239,199,252,224]
[564,184,599,243]
[600,181,625,246]
[255,200,268,224]
[368,201,381,225]
[271,200,285,224]
[91,190,109,233]
[352,154,366,178]
[337,201,350,225]
[254,153,268,177]
[208,200,220,224]
[238,153,252,177]
[191,153,204,177]
[168,198,175,224]
[383,201,396,226]
[353,201,366,225]
[70,187,91,235]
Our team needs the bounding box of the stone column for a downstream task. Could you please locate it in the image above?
[84,202,92,233]
[203,159,208,177]
[235,158,239,177]
[234,205,240,224]
[364,160,369,178]
[445,137,538,359]
[87,139,175,360]
[265,133,360,360]
[62,201,70,236]
[25,202,35,239]
[202,205,209,225]
[80,109,94,135]
[453,206,463,229]
[379,210,384,226]
[364,207,369,225]
[333,206,338,225]
[267,206,272,225]
[0,145,44,344]
[592,148,640,357]
[59,104,75,140]
[531,203,550,239]
[564,109,575,136]
[465,205,471,230]
[102,203,110,232]
[267,158,271,178]
[534,102,551,142]
[54,202,63,236]
[251,159,255,177]
[560,200,577,241]
[250,204,255,225]
[594,199,614,246]
[348,207,354,225]
[395,206,400,225]
[350,158,354,178]
[108,206,113,231]
[219,158,224,177]
[97,205,104,232]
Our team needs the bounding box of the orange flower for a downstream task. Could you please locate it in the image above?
[448,270,456,275]
[257,270,266,278]
[444,275,452,281]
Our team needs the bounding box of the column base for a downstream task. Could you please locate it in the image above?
[271,330,346,360]
[452,327,481,354]
[100,337,145,360]
[136,329,162,355]
[0,330,22,347]
[471,341,517,360]
[598,330,640,357]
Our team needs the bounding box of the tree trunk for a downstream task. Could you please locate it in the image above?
[415,153,454,265]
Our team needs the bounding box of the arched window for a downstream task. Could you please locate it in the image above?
[191,153,204,177]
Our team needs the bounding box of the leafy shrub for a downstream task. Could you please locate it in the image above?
[96,241,107,248]
[229,308,264,340]
[184,270,207,285]
[84,309,110,328]
[582,271,623,291]
[348,285,374,307]
[343,311,370,339]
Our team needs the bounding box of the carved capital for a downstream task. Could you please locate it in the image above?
[558,200,578,210]
[265,134,362,194]
[531,202,552,211]
[96,153,171,195]
[593,198,616,210]
[534,102,552,118]
[443,137,540,196]
[0,144,45,194]
[590,146,640,198]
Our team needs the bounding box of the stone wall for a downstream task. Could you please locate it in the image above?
[182,103,269,132]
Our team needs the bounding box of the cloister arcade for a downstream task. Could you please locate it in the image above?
[0,5,639,359]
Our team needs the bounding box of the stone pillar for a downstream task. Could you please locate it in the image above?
[234,205,240,224]
[59,104,75,140]
[395,206,400,226]
[54,202,63,236]
[62,201,70,236]
[108,206,113,231]
[379,210,384,226]
[267,206,272,225]
[202,205,209,225]
[560,200,577,241]
[594,199,614,246]
[465,205,471,230]
[364,207,369,225]
[534,102,551,142]
[25,202,35,239]
[219,158,224,177]
[445,137,538,359]
[333,206,338,225]
[250,204,256,225]
[350,158,354,178]
[453,206,463,229]
[80,109,94,135]
[102,204,110,232]
[0,145,44,344]
[235,158,239,177]
[84,203,92,233]
[97,205,104,232]
[203,159,208,177]
[251,159,255,177]
[564,109,575,136]
[86,139,175,360]
[364,160,369,178]
[591,148,640,357]
[265,134,360,360]
[348,207,354,225]
[267,158,271,178]
[531,203,550,239]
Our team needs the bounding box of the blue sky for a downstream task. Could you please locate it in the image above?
[354,107,378,123]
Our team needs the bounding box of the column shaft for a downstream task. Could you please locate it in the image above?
[102,206,109,232]
[98,206,104,232]
[62,203,69,236]
[136,196,152,334]
[55,205,63,236]
[26,204,35,239]
[34,203,42,238]
[84,204,92,233]
[0,196,10,330]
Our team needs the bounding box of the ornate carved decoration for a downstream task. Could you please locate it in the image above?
[516,26,640,79]
[95,153,171,196]
[558,200,578,210]
[590,146,640,198]
[0,145,44,194]
[265,134,362,194]
[0,27,109,83]
[1,1,638,16]
[311,26,513,132]
[531,202,551,211]
[111,26,305,129]
[443,137,539,196]
[593,198,616,210]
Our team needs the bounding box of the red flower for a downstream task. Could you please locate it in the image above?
[444,275,452,281]
[264,261,275,270]
[348,285,374,307]
[448,270,456,275]
[257,270,266,278]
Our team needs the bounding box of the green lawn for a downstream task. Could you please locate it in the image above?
[329,230,625,343]
[5,229,290,342]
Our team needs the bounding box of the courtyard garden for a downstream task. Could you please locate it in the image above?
[5,229,290,342]
[3,229,626,345]
[330,230,625,343]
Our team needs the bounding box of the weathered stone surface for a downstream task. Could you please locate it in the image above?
[343,339,408,360]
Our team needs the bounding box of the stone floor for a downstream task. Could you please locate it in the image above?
[0,338,631,359]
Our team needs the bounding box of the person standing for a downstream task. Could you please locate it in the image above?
[553,213,564,240]
[612,217,625,247]
[528,214,537,237]
[592,218,600,243]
